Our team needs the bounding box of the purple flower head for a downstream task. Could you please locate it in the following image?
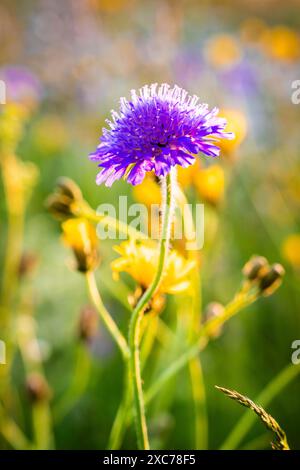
[90,83,234,186]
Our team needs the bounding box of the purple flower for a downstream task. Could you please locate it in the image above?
[0,65,42,105]
[90,83,233,186]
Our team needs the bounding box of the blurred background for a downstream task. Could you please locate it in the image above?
[0,0,300,450]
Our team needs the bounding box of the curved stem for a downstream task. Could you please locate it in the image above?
[0,403,32,449]
[77,202,146,241]
[86,271,129,360]
[128,168,176,450]
[220,363,300,450]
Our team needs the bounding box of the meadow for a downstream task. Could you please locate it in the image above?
[0,0,299,450]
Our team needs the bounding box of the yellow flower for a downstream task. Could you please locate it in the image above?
[1,154,39,215]
[90,0,131,13]
[263,26,300,62]
[194,164,225,206]
[177,160,201,189]
[218,108,248,157]
[132,173,161,206]
[205,34,242,69]
[111,239,195,295]
[282,234,300,268]
[62,218,99,272]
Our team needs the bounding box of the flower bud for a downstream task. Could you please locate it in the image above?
[18,252,38,278]
[258,263,285,296]
[46,177,82,220]
[26,373,52,403]
[128,286,165,315]
[56,177,83,202]
[242,255,269,281]
[62,218,99,272]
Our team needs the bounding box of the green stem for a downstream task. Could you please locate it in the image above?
[77,202,146,241]
[86,271,129,360]
[0,403,32,449]
[220,363,300,450]
[32,402,52,450]
[179,187,208,449]
[128,168,176,450]
[1,211,24,321]
[189,359,208,449]
[108,364,131,450]
[16,310,54,450]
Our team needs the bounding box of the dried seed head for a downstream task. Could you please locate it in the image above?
[216,385,290,450]
[78,305,98,341]
[259,263,285,296]
[26,373,52,403]
[242,255,269,281]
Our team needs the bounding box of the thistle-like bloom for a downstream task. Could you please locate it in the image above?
[90,83,233,186]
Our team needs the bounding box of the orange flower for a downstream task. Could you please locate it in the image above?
[132,173,161,206]
[205,34,242,69]
[194,164,225,206]
[177,160,201,189]
[263,26,300,62]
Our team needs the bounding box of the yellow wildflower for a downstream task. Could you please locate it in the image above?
[263,26,300,62]
[177,161,200,189]
[282,234,300,269]
[194,164,225,206]
[218,108,248,158]
[62,218,99,272]
[1,154,39,216]
[91,0,131,13]
[132,173,161,206]
[205,34,242,69]
[111,239,195,295]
